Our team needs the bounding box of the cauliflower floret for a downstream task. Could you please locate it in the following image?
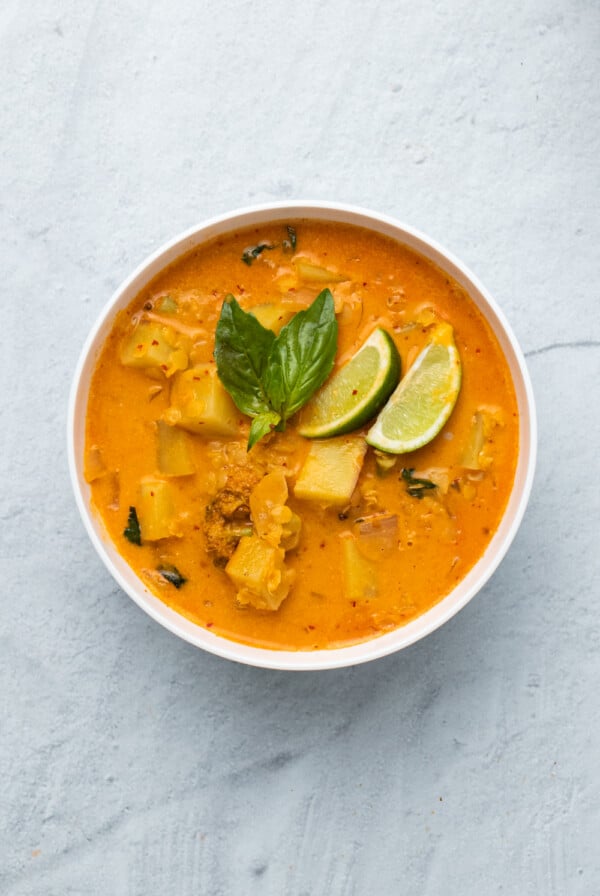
[249,470,302,550]
[225,469,302,611]
[203,464,264,567]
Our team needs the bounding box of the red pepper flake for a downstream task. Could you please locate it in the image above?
[363,281,368,287]
[206,622,214,628]
[151,339,159,346]
[352,389,358,395]
[308,624,315,630]
[237,285,245,294]
[150,491,154,497]
[475,348,481,354]
[193,376,201,381]
[319,541,326,548]
[351,600,357,607]
[161,364,168,370]
[193,525,200,530]
[137,344,144,350]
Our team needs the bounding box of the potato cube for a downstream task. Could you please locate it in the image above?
[156,420,195,476]
[250,304,295,334]
[120,321,188,376]
[226,535,293,611]
[294,436,367,506]
[137,477,179,541]
[165,365,241,437]
[340,534,378,601]
[292,258,348,283]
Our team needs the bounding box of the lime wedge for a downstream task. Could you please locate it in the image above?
[297,328,401,438]
[366,326,462,454]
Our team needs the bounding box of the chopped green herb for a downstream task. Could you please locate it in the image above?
[157,565,187,589]
[215,289,338,450]
[124,506,141,544]
[282,225,297,252]
[242,226,297,264]
[241,242,275,266]
[401,468,437,499]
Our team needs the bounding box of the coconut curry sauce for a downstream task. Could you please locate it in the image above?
[86,221,519,650]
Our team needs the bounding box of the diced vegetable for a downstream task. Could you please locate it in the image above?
[461,406,504,471]
[461,411,485,470]
[156,420,195,476]
[155,295,178,314]
[120,321,188,377]
[374,449,398,477]
[416,467,451,494]
[137,478,179,540]
[250,304,295,334]
[293,258,348,283]
[225,535,293,611]
[353,512,398,561]
[165,365,241,437]
[294,436,367,506]
[340,533,378,601]
[249,470,302,550]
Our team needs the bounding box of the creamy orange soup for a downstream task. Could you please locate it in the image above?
[86,220,518,650]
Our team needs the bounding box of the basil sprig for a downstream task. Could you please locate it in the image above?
[215,289,338,450]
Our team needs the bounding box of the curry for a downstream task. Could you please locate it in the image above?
[85,220,518,650]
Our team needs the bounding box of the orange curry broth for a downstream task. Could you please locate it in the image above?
[86,220,518,650]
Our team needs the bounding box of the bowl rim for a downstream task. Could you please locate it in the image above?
[68,199,537,671]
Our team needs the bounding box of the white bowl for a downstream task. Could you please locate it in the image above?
[68,201,537,670]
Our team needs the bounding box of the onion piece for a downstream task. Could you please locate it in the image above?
[352,512,398,561]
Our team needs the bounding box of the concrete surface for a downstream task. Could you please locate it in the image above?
[2,1,599,893]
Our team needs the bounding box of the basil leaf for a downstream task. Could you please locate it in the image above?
[241,242,275,266]
[157,565,187,588]
[123,506,141,545]
[214,296,275,417]
[265,288,337,420]
[282,225,297,252]
[214,289,338,450]
[401,468,437,499]
[248,410,281,450]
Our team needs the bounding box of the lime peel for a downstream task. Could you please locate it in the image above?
[366,333,462,454]
[297,328,401,438]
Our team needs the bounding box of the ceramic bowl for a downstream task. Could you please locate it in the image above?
[68,201,537,670]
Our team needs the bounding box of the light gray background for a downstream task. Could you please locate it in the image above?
[2,1,599,893]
